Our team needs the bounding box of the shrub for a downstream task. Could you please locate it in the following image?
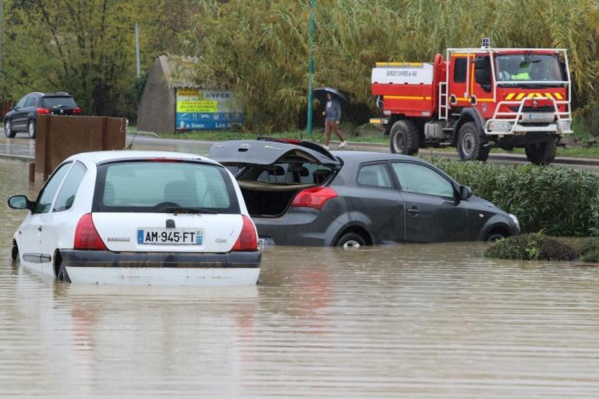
[578,237,599,262]
[581,249,599,262]
[574,100,599,140]
[485,233,579,261]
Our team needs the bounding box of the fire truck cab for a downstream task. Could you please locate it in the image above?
[370,38,573,165]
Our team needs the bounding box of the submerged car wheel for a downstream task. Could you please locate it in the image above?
[4,120,16,138]
[485,230,509,242]
[11,243,19,265]
[56,260,71,283]
[28,120,36,139]
[336,232,366,249]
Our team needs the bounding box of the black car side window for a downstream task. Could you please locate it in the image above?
[33,162,72,214]
[357,164,393,188]
[53,161,87,212]
[15,96,27,108]
[25,96,37,107]
[392,162,454,197]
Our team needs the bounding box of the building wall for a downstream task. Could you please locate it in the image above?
[137,57,176,134]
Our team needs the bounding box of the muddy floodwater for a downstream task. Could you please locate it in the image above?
[0,158,598,398]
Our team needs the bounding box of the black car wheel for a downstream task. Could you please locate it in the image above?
[28,120,36,139]
[335,232,366,249]
[4,120,16,138]
[56,260,71,283]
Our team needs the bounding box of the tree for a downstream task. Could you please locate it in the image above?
[1,0,192,118]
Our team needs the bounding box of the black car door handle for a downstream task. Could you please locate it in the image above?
[37,226,42,232]
[407,207,419,216]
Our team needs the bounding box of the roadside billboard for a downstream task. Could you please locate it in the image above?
[175,89,243,131]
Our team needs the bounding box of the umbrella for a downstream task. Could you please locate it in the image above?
[312,87,348,104]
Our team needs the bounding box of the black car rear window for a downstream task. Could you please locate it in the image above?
[41,96,77,108]
[241,162,335,185]
[92,160,240,214]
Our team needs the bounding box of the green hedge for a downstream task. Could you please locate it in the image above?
[426,158,599,237]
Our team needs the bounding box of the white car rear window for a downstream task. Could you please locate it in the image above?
[94,161,239,213]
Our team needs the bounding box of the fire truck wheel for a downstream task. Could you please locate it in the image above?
[525,139,557,165]
[389,120,419,155]
[457,122,489,161]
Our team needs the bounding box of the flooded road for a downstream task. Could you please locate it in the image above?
[1,158,598,398]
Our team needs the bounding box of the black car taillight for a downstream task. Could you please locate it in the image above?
[36,108,50,115]
[291,187,338,210]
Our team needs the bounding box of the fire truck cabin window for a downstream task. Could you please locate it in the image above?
[453,58,468,83]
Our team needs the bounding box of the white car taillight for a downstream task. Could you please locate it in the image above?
[232,215,258,251]
[74,213,107,250]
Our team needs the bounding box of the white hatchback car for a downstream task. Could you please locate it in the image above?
[8,150,261,286]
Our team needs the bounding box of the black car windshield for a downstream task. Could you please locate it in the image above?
[41,97,77,108]
[93,160,240,214]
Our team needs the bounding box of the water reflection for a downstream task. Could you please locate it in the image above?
[1,159,599,397]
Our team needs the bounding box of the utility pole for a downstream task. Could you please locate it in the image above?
[0,0,4,72]
[305,0,315,137]
[135,23,140,78]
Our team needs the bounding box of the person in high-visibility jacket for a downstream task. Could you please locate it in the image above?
[512,62,531,80]
[512,71,531,80]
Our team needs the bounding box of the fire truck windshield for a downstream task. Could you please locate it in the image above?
[495,54,563,84]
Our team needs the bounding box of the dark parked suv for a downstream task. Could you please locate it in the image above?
[3,92,81,139]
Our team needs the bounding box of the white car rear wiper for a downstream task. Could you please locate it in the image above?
[166,207,218,215]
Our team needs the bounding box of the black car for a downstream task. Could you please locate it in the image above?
[208,138,520,248]
[3,92,81,139]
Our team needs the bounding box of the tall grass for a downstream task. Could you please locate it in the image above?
[181,0,599,133]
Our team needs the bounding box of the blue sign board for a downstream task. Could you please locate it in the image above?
[175,89,243,131]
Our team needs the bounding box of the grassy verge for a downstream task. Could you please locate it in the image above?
[494,145,599,159]
[151,127,388,144]
[130,126,599,159]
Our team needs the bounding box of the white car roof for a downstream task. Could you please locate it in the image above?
[64,150,216,165]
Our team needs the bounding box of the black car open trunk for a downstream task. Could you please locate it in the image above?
[209,139,340,217]
[239,181,315,217]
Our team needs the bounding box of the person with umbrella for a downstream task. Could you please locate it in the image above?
[322,92,347,150]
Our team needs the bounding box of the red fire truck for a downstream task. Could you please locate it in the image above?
[370,38,573,165]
